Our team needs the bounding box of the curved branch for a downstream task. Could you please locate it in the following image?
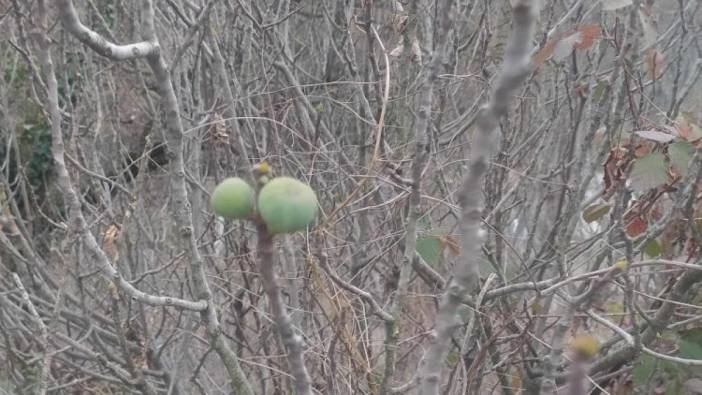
[56,0,157,60]
[36,0,207,313]
[589,309,702,366]
[316,248,393,322]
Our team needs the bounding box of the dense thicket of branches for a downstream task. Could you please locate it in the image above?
[1,0,702,394]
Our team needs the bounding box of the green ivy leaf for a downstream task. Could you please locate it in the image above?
[593,80,607,99]
[630,152,668,192]
[582,203,611,223]
[644,239,662,257]
[666,379,683,395]
[632,354,657,385]
[659,330,679,342]
[669,141,694,176]
[446,351,460,365]
[416,236,442,266]
[679,328,702,360]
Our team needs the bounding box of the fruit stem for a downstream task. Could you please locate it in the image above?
[256,222,312,395]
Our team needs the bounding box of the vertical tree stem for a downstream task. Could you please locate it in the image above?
[380,1,454,393]
[54,1,253,393]
[417,1,539,394]
[257,223,313,395]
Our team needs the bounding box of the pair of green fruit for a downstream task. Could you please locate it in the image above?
[210,176,318,234]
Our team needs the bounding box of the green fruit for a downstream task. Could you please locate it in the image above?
[210,177,254,219]
[258,177,318,234]
[571,334,600,359]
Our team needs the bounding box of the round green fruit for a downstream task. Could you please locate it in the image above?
[258,177,318,234]
[210,177,254,219]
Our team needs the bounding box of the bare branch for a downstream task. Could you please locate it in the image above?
[56,0,157,60]
[417,1,540,393]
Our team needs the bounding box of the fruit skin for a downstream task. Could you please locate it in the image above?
[614,259,629,271]
[210,178,255,219]
[571,334,600,359]
[258,177,318,234]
